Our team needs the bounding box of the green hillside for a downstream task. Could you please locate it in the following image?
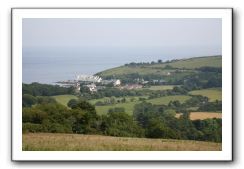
[149,55,222,69]
[96,55,221,78]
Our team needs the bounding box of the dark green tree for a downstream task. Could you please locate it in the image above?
[67,99,79,109]
[22,94,37,107]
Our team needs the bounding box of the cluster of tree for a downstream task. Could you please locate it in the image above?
[123,58,181,67]
[100,72,167,84]
[23,99,222,142]
[80,86,146,100]
[166,96,221,113]
[94,97,127,106]
[133,102,222,142]
[79,85,191,101]
[23,83,74,96]
[184,95,209,107]
[181,71,222,90]
[79,83,222,107]
[196,66,222,73]
[23,100,99,134]
[99,65,222,89]
[100,111,145,137]
[81,84,198,102]
[152,70,221,95]
[146,87,189,99]
[22,94,57,107]
[124,60,164,67]
[198,100,222,112]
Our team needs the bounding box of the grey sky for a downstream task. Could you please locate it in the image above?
[23,18,222,55]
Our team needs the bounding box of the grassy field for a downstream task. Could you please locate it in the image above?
[150,55,222,69]
[175,112,222,120]
[140,85,177,91]
[23,133,221,151]
[147,95,191,105]
[89,96,148,105]
[94,95,191,115]
[95,102,136,115]
[52,95,78,106]
[96,66,177,77]
[189,88,222,102]
[50,94,191,115]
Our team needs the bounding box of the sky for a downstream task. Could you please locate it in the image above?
[22,18,222,57]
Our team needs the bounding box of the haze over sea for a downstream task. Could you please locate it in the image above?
[23,46,221,84]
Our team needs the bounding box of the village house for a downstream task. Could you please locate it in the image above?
[76,74,102,83]
[113,79,121,86]
[75,82,80,92]
[86,83,97,92]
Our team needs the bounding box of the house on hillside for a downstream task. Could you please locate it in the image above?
[151,79,166,85]
[86,83,97,92]
[75,82,80,92]
[113,79,121,86]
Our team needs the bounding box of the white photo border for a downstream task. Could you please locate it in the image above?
[11,8,233,161]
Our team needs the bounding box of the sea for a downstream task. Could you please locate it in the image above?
[23,46,219,84]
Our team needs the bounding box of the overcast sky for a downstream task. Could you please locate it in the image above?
[23,18,222,55]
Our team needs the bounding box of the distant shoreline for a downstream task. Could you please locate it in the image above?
[23,55,221,84]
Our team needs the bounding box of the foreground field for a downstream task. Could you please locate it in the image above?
[23,133,221,151]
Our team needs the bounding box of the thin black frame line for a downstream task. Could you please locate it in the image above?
[11,8,233,162]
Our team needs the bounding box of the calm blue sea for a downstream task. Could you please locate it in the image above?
[23,47,219,84]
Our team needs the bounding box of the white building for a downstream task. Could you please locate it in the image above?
[86,83,97,92]
[75,82,80,92]
[76,75,102,83]
[113,79,121,86]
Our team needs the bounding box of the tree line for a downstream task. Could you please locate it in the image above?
[23,98,222,142]
[99,68,222,88]
[23,82,74,96]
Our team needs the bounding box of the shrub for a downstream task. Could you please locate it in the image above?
[23,123,44,133]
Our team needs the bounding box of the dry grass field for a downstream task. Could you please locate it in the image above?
[189,112,222,120]
[175,112,222,120]
[23,133,221,151]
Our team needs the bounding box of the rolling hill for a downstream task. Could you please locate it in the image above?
[96,55,222,78]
